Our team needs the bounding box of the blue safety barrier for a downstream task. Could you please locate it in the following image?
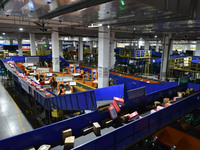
[145,82,178,94]
[188,82,200,91]
[48,89,97,111]
[0,83,198,150]
[94,84,124,101]
[109,74,149,90]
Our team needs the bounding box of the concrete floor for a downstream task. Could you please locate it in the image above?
[0,82,33,140]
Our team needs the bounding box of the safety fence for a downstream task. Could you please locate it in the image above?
[0,83,197,150]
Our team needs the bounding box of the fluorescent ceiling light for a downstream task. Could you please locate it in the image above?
[88,23,103,28]
[19,28,23,31]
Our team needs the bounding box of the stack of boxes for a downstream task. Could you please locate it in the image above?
[62,128,75,149]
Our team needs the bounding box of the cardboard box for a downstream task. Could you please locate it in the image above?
[177,92,183,98]
[154,101,161,107]
[93,122,101,136]
[163,98,170,103]
[62,129,72,141]
[186,90,190,95]
[81,126,93,135]
[102,118,113,127]
[128,111,139,121]
[108,105,118,120]
[189,88,194,91]
[118,114,129,123]
[38,145,51,150]
[64,136,75,149]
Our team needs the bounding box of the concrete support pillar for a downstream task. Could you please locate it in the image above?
[98,26,110,88]
[51,31,60,72]
[145,41,149,49]
[59,40,63,57]
[137,40,140,49]
[186,44,190,50]
[29,33,36,56]
[109,32,115,69]
[78,37,83,62]
[10,39,13,45]
[18,39,23,56]
[160,33,172,81]
[156,41,159,52]
[195,42,200,56]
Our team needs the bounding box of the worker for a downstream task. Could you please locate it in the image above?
[39,75,45,85]
[59,84,66,96]
[109,78,114,86]
[80,68,85,78]
[50,76,57,92]
[25,66,32,76]
[63,81,73,94]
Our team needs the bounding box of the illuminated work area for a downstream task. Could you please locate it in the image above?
[0,1,200,150]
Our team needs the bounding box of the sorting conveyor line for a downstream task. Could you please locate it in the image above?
[0,83,199,150]
[3,62,55,98]
[50,94,189,149]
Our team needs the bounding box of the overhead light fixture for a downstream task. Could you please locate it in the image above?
[155,35,157,38]
[134,28,136,30]
[88,23,103,28]
[2,33,5,35]
[19,28,23,31]
[98,23,102,27]
[107,25,110,28]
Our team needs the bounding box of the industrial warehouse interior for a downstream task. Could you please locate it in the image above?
[0,0,200,150]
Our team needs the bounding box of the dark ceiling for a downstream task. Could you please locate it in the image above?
[0,0,200,40]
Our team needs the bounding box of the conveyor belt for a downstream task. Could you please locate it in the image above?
[4,63,55,98]
[51,126,116,150]
[51,97,185,149]
[75,81,95,91]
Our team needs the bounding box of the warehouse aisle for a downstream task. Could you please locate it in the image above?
[0,82,33,140]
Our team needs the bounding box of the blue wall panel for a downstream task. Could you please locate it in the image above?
[94,84,124,101]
